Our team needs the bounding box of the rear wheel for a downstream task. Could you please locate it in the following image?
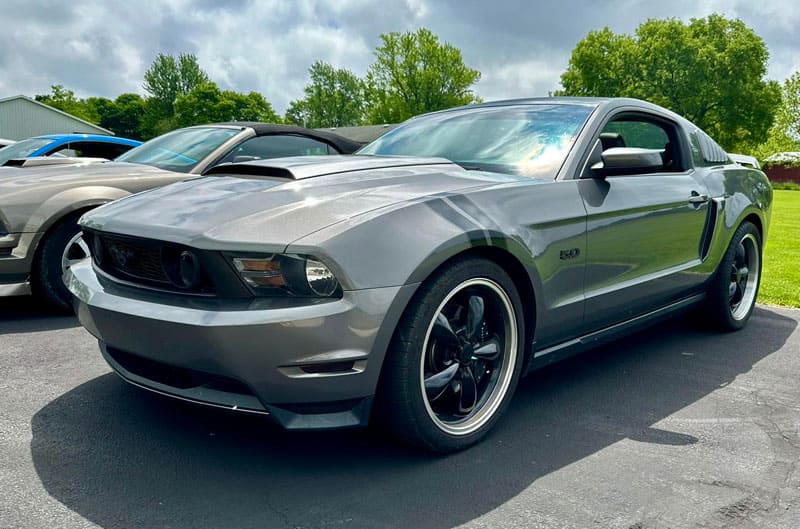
[374,258,525,452]
[706,221,761,331]
[32,213,89,311]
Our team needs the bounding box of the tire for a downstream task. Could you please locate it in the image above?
[706,221,762,332]
[373,258,526,453]
[31,212,90,312]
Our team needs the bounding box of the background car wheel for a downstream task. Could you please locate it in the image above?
[706,221,762,332]
[32,212,87,312]
[374,258,526,453]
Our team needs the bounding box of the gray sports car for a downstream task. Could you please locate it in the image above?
[0,123,360,309]
[67,98,772,452]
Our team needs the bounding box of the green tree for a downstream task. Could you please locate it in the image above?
[364,28,481,123]
[776,71,800,142]
[89,94,147,140]
[34,85,97,123]
[285,61,366,127]
[753,71,800,160]
[558,15,781,152]
[173,82,280,127]
[142,53,210,136]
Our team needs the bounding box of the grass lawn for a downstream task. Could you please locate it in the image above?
[760,189,800,307]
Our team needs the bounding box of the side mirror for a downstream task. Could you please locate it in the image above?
[590,147,664,177]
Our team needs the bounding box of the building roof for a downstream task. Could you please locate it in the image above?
[0,95,113,136]
[763,152,800,164]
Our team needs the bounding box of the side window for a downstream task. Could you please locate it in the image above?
[599,116,683,172]
[48,142,133,159]
[218,135,334,164]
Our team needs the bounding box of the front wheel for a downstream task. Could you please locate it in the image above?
[374,258,525,453]
[32,213,90,311]
[706,221,762,331]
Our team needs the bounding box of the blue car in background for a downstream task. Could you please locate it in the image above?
[0,134,141,166]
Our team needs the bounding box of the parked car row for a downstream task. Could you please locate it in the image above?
[0,123,362,309]
[3,99,773,452]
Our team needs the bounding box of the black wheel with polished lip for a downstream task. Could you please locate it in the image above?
[706,221,762,331]
[374,257,525,453]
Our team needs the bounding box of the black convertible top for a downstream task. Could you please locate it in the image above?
[208,122,362,154]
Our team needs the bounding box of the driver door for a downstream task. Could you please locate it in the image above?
[578,114,711,331]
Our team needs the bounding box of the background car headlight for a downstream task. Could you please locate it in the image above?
[231,254,341,297]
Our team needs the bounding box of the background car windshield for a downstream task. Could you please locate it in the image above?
[0,137,54,165]
[116,127,240,173]
[359,104,594,177]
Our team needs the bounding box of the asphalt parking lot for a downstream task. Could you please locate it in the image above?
[1,298,798,529]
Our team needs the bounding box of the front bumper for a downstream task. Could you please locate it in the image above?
[67,259,415,429]
[0,232,37,297]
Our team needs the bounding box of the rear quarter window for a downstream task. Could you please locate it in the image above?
[690,130,729,165]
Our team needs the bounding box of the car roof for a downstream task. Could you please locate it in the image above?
[201,122,363,154]
[33,133,141,145]
[411,96,693,130]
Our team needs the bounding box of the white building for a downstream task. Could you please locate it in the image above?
[0,95,112,140]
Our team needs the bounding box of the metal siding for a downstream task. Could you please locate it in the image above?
[0,98,109,140]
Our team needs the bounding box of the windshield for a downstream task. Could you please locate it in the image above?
[359,104,595,177]
[116,127,242,173]
[0,137,54,165]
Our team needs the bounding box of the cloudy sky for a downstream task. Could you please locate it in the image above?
[1,0,797,114]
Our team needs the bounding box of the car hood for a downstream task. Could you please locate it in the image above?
[0,162,173,194]
[81,155,520,250]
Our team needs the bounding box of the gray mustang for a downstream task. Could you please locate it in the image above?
[67,98,772,452]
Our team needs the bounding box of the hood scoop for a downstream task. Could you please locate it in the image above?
[202,155,458,180]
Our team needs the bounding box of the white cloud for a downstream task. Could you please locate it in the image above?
[0,0,796,115]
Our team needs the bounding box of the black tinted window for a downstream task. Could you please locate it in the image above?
[50,141,135,159]
[602,121,668,149]
[218,135,333,164]
[599,116,683,172]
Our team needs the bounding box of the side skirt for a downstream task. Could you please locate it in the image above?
[525,293,706,374]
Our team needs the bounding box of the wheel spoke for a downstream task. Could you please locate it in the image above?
[735,243,746,266]
[457,366,478,414]
[466,295,485,342]
[62,233,90,273]
[76,236,91,258]
[738,267,749,284]
[473,337,501,361]
[432,314,460,348]
[424,363,459,401]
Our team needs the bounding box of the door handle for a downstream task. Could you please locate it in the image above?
[688,192,709,204]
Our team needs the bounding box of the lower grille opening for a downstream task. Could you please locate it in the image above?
[106,346,254,396]
[299,361,356,374]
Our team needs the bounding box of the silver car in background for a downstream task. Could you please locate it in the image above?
[0,124,360,309]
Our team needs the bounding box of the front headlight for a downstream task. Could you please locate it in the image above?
[231,254,341,298]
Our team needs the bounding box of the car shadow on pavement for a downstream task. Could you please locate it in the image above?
[30,307,797,529]
[0,296,78,333]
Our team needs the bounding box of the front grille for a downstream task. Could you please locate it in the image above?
[89,231,216,295]
[104,236,170,283]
